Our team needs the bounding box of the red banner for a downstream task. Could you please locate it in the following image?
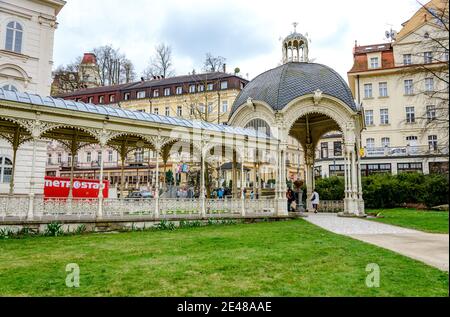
[44,176,109,199]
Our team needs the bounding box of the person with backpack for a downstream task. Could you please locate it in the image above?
[310,189,320,213]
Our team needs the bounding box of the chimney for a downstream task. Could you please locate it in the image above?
[81,53,97,65]
[223,63,227,73]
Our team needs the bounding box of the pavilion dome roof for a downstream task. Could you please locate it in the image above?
[231,62,357,116]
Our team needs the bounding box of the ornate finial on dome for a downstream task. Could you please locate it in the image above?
[282,24,309,64]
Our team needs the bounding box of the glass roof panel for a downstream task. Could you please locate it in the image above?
[0,89,276,140]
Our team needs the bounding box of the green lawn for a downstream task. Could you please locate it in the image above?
[0,220,448,297]
[366,208,449,234]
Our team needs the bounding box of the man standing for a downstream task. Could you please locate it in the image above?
[310,189,320,213]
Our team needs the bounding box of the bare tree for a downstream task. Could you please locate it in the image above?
[182,73,229,124]
[93,45,136,86]
[406,0,449,151]
[143,43,175,79]
[122,58,136,84]
[203,53,226,72]
[51,57,83,95]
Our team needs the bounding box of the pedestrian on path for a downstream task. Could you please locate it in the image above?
[311,189,320,213]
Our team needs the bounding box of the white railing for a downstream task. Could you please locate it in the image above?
[104,198,155,217]
[0,196,285,222]
[318,200,344,213]
[244,198,276,215]
[34,198,97,220]
[206,199,241,216]
[159,198,200,216]
[0,196,29,221]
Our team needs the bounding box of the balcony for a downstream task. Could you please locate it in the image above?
[364,145,449,157]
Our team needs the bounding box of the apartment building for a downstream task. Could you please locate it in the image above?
[316,0,449,177]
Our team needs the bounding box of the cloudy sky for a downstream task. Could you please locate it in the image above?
[53,0,421,82]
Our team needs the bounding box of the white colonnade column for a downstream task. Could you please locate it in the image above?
[27,136,38,220]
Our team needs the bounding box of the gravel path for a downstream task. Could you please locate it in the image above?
[304,213,449,271]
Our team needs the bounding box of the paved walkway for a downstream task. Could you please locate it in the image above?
[304,213,449,271]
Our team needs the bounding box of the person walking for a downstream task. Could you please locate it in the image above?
[310,189,320,213]
[286,188,294,212]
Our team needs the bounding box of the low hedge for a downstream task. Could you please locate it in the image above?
[311,173,449,209]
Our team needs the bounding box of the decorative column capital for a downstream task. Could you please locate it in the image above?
[148,136,171,151]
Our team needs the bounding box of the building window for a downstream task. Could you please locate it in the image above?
[164,88,171,96]
[428,135,438,151]
[189,85,196,93]
[57,153,62,164]
[425,77,434,92]
[88,97,94,103]
[366,138,375,148]
[134,149,144,163]
[176,87,182,95]
[365,110,374,126]
[404,80,414,95]
[108,150,113,163]
[99,96,104,103]
[427,105,436,121]
[361,163,392,176]
[220,81,228,90]
[406,106,415,123]
[381,137,390,147]
[244,119,272,137]
[398,163,423,173]
[86,152,92,163]
[208,102,214,114]
[190,104,195,115]
[403,54,412,65]
[2,84,18,92]
[370,57,379,68]
[199,103,205,113]
[0,156,13,183]
[109,95,115,103]
[364,84,373,98]
[380,109,389,124]
[165,107,170,116]
[97,151,102,163]
[406,136,418,146]
[333,141,342,157]
[320,142,329,159]
[124,93,131,100]
[137,91,146,99]
[329,164,345,177]
[222,101,228,113]
[198,85,205,92]
[379,82,388,97]
[429,162,449,174]
[177,106,182,116]
[153,90,159,97]
[5,21,23,53]
[424,51,433,64]
[154,108,159,115]
[207,83,214,91]
[47,154,52,165]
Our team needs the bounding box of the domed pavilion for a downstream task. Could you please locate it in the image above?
[229,28,365,216]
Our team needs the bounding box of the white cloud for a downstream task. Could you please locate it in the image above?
[54,0,420,82]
